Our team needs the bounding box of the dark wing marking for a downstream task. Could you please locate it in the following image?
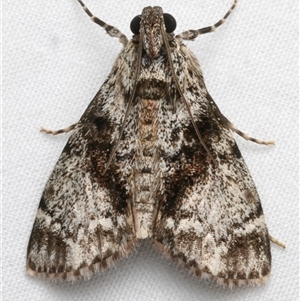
[152,42,271,287]
[27,42,139,281]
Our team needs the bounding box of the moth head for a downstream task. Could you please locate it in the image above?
[130,6,177,58]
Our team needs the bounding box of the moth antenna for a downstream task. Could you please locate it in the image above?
[77,0,128,45]
[177,0,238,40]
[102,26,144,175]
[162,25,216,164]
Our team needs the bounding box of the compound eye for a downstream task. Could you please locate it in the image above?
[163,13,176,33]
[130,15,141,35]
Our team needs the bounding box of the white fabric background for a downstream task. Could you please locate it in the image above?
[2,0,299,300]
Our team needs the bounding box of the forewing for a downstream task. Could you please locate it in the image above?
[27,42,138,281]
[153,42,271,287]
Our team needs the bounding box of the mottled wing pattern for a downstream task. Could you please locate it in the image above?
[27,42,139,281]
[152,41,271,287]
[27,3,273,286]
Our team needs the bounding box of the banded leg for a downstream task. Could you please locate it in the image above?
[269,235,286,249]
[40,123,77,135]
[76,0,128,45]
[225,119,275,146]
[177,0,238,40]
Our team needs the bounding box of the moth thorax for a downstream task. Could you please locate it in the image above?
[143,25,164,58]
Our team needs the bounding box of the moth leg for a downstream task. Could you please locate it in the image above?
[177,0,238,40]
[269,235,286,249]
[40,123,77,135]
[76,0,128,46]
[226,120,275,145]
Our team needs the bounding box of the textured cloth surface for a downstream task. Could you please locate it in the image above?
[3,0,299,300]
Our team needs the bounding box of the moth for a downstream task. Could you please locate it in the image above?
[27,0,284,287]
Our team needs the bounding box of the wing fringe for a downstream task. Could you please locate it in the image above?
[26,240,136,282]
[153,240,269,288]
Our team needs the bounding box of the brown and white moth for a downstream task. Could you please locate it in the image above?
[27,0,284,287]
